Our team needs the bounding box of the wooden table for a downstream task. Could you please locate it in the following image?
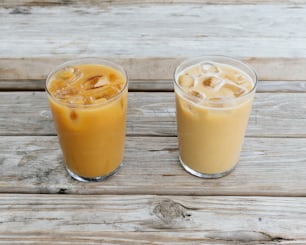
[1,0,306,243]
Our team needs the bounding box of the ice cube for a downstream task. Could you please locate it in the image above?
[83,85,119,100]
[69,95,85,106]
[48,79,66,93]
[201,76,226,92]
[81,75,110,90]
[94,77,110,88]
[114,81,124,91]
[178,74,194,89]
[83,96,96,105]
[202,76,223,89]
[95,97,108,104]
[223,80,248,97]
[200,62,220,75]
[233,73,248,85]
[57,66,82,83]
[188,89,206,101]
[54,87,79,99]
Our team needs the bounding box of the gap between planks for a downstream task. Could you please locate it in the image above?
[1,80,306,93]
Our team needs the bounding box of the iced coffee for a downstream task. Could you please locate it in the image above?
[174,56,257,178]
[46,59,128,182]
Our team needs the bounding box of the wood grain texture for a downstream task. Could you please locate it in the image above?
[1,91,306,137]
[1,3,306,80]
[1,136,306,196]
[1,1,306,243]
[3,57,306,81]
[2,0,306,7]
[0,194,305,244]
[2,79,306,93]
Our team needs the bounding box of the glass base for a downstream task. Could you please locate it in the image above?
[179,157,236,179]
[66,163,122,182]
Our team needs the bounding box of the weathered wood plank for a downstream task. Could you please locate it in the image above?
[1,91,306,137]
[2,80,306,93]
[2,0,306,7]
[1,136,306,195]
[0,194,305,243]
[0,79,174,92]
[1,1,305,41]
[0,80,45,91]
[257,81,306,93]
[1,4,306,80]
[2,57,306,81]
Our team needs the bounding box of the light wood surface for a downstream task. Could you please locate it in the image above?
[1,0,306,243]
[0,194,305,244]
[1,1,306,80]
[1,91,306,138]
[1,136,306,196]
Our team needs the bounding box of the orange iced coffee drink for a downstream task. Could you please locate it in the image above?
[174,56,257,178]
[46,59,128,182]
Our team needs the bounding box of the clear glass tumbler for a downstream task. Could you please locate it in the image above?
[46,59,128,182]
[174,56,257,178]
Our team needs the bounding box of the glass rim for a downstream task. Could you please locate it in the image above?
[45,58,128,108]
[174,55,258,108]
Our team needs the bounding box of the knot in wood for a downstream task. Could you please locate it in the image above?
[153,199,189,225]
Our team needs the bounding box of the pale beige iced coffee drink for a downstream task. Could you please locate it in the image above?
[174,56,257,178]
